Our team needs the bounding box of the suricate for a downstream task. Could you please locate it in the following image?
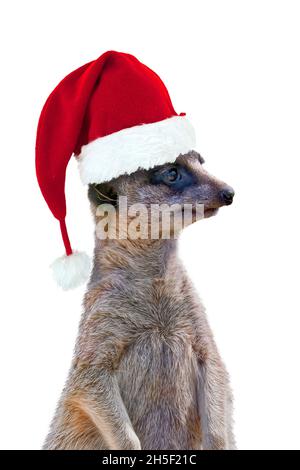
[44,151,236,450]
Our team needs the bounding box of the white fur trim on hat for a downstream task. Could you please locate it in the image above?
[51,251,91,290]
[77,116,196,184]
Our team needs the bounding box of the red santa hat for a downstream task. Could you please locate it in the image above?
[35,51,196,289]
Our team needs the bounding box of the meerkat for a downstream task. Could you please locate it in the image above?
[44,150,236,450]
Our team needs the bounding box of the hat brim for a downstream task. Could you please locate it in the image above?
[77,116,196,184]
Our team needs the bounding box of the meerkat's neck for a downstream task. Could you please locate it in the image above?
[88,238,181,287]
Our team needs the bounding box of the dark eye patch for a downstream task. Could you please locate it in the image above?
[150,164,196,190]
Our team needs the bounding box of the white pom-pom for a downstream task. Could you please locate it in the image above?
[51,251,91,290]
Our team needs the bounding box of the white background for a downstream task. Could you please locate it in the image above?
[0,0,299,450]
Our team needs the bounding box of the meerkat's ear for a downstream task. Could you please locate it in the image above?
[88,183,118,207]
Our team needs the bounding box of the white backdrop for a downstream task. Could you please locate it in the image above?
[0,0,299,450]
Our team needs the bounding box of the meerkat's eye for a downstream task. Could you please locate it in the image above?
[150,165,195,190]
[164,167,180,183]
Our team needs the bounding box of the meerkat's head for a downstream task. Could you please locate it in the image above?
[88,151,234,239]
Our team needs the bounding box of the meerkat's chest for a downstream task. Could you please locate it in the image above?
[115,328,201,447]
[116,325,199,406]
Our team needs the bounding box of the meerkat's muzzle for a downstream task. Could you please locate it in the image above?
[219,187,235,205]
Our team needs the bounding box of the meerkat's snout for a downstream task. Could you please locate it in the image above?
[219,187,235,205]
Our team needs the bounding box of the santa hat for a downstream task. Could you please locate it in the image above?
[35,51,196,289]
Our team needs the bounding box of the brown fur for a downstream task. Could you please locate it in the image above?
[44,152,236,450]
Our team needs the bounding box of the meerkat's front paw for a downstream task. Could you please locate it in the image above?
[120,424,141,450]
[202,433,228,450]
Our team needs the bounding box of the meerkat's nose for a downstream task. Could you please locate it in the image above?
[219,187,235,205]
